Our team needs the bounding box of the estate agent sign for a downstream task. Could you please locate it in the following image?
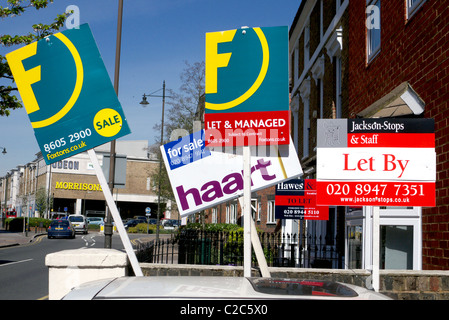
[6,24,131,164]
[204,26,289,147]
[316,118,436,207]
[161,130,302,217]
[275,179,329,220]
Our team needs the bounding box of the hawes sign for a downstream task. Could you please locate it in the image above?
[161,130,302,217]
[6,24,130,165]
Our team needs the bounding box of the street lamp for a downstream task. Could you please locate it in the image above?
[0,147,6,155]
[140,81,172,241]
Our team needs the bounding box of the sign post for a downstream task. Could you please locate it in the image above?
[204,26,290,277]
[6,24,142,277]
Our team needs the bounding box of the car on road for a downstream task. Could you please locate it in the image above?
[68,215,88,234]
[124,219,146,229]
[48,220,75,239]
[87,217,104,225]
[62,276,391,300]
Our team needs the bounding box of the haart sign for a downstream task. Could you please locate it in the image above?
[161,130,302,217]
[316,118,436,207]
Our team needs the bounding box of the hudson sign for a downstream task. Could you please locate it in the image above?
[316,118,436,207]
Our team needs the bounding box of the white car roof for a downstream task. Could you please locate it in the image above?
[63,276,392,300]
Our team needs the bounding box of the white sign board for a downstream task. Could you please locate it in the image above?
[161,130,303,217]
[316,118,436,207]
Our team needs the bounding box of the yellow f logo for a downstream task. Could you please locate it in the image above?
[205,29,236,95]
[6,34,84,129]
[6,43,41,114]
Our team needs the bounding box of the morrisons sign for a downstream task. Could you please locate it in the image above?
[55,181,102,192]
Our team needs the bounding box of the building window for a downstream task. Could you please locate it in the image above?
[304,20,310,65]
[366,0,381,62]
[406,0,426,19]
[267,200,276,224]
[211,207,217,224]
[226,203,238,224]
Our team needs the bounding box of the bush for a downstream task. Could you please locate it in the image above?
[181,223,241,232]
[29,218,51,228]
[88,224,100,230]
[6,217,52,231]
[6,218,24,231]
[127,223,158,234]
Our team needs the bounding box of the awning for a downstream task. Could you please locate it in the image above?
[357,82,425,118]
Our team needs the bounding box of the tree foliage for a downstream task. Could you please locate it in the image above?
[0,0,69,116]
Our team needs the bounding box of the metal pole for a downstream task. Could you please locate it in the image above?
[372,206,380,292]
[156,81,166,241]
[105,0,123,248]
[88,149,143,276]
[243,146,252,277]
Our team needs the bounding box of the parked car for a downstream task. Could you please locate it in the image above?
[68,215,88,234]
[48,220,75,239]
[162,219,180,228]
[87,217,104,225]
[124,219,145,229]
[62,276,392,300]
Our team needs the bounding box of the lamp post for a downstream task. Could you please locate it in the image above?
[140,81,171,241]
[105,0,123,249]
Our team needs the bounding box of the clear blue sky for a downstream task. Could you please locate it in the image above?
[0,0,300,176]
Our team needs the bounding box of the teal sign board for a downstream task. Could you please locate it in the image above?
[204,26,289,146]
[6,24,130,164]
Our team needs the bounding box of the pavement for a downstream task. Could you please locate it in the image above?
[0,228,47,248]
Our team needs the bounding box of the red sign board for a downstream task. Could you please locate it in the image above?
[205,110,289,146]
[316,118,436,207]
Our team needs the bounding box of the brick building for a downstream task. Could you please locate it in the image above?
[196,0,448,271]
[348,0,449,270]
[288,0,349,268]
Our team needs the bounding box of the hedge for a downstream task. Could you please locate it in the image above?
[5,217,52,232]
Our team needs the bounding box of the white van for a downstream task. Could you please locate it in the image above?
[68,215,88,234]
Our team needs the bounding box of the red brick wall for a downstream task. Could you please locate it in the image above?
[348,1,449,269]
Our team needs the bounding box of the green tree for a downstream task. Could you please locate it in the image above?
[0,0,70,116]
[35,186,52,218]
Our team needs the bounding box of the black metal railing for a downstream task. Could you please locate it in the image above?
[134,230,342,269]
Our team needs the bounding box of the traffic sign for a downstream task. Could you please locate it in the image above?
[204,26,289,147]
[6,24,131,164]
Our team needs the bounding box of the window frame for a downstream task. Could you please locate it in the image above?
[267,200,276,224]
[406,0,426,20]
[366,0,381,63]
